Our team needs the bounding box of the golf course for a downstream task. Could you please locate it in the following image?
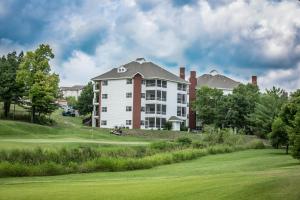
[0,149,299,200]
[0,110,299,200]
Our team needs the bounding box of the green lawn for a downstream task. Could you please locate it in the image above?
[0,149,299,200]
[0,109,205,149]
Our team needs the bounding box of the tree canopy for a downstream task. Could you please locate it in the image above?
[0,51,23,118]
[77,82,93,116]
[16,44,59,122]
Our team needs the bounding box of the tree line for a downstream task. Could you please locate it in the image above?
[0,44,59,123]
[193,84,300,160]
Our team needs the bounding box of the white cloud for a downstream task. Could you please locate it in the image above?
[59,50,99,86]
[259,62,300,92]
[1,0,300,91]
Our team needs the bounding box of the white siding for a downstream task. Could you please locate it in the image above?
[100,79,133,128]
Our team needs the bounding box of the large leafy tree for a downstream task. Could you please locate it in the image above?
[77,82,93,116]
[194,86,223,126]
[216,84,259,133]
[0,52,23,118]
[248,87,287,138]
[269,117,289,153]
[17,44,59,122]
[279,90,300,160]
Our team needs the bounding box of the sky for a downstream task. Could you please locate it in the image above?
[0,0,300,91]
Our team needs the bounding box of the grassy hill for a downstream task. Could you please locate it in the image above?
[0,149,299,200]
[0,109,206,149]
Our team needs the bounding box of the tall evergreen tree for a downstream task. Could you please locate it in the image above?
[77,82,93,116]
[0,51,23,118]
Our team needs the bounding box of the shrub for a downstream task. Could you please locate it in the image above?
[176,137,192,146]
[150,141,178,151]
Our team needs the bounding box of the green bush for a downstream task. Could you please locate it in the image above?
[176,137,192,146]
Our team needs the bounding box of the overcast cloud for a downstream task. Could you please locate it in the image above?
[0,0,300,91]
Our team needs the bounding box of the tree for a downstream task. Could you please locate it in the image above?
[16,44,59,123]
[77,82,93,116]
[66,96,77,109]
[269,117,289,153]
[194,86,223,126]
[248,87,287,138]
[279,89,300,159]
[215,84,259,133]
[0,51,23,118]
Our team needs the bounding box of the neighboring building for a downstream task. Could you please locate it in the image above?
[191,70,258,129]
[91,58,189,130]
[60,85,84,100]
[197,70,240,95]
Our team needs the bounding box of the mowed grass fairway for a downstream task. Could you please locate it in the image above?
[0,149,299,200]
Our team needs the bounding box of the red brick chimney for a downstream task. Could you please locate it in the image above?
[252,76,257,86]
[179,67,185,80]
[189,71,197,130]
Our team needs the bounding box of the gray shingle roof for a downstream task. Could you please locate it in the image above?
[197,74,240,90]
[60,85,84,91]
[168,116,183,122]
[92,60,188,84]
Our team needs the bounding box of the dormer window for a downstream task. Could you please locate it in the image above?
[117,66,127,73]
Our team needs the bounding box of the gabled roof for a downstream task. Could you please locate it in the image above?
[168,116,183,122]
[60,85,84,91]
[197,74,240,90]
[92,59,188,84]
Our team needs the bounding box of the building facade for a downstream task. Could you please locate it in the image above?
[91,58,189,130]
[60,85,84,100]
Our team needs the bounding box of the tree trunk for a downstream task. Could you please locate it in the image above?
[31,105,35,123]
[286,144,289,154]
[3,101,11,118]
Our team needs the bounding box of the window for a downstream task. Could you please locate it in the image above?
[156,104,161,114]
[156,90,161,100]
[146,80,156,87]
[102,80,108,86]
[177,106,181,116]
[141,93,145,98]
[177,83,182,90]
[145,117,155,128]
[126,120,131,125]
[101,120,107,125]
[141,106,145,112]
[162,81,167,88]
[177,106,186,116]
[126,92,132,98]
[157,80,161,87]
[102,94,108,99]
[95,82,100,90]
[102,107,107,112]
[162,104,166,115]
[140,120,145,126]
[146,90,155,100]
[146,104,155,114]
[95,93,99,103]
[177,94,186,104]
[126,79,132,84]
[142,80,145,85]
[182,107,186,117]
[162,91,167,101]
[126,106,132,112]
[156,118,161,128]
[177,83,187,91]
[117,66,127,73]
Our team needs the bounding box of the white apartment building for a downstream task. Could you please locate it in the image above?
[60,85,84,100]
[196,70,241,95]
[91,58,189,130]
